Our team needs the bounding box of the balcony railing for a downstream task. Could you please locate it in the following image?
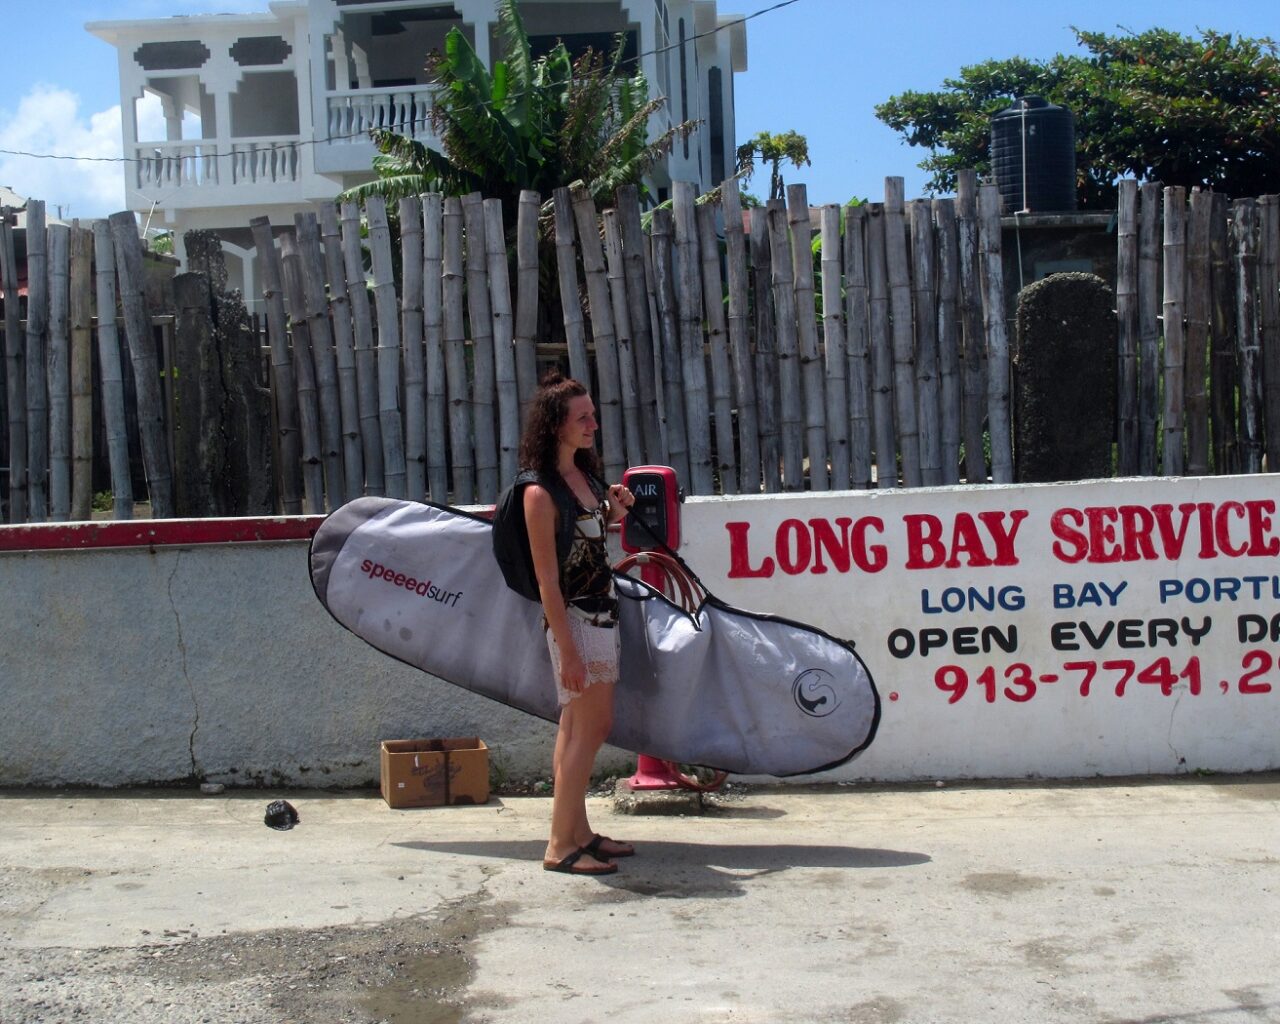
[131,138,302,191]
[134,142,219,190]
[326,85,436,143]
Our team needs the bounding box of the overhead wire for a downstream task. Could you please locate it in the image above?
[0,0,802,167]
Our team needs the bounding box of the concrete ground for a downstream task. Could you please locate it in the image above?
[2,776,1279,1024]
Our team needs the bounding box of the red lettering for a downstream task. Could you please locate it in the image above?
[808,517,852,574]
[946,514,992,568]
[904,514,945,569]
[1086,507,1123,563]
[1197,503,1217,558]
[1215,502,1249,557]
[1118,505,1157,560]
[1246,500,1280,556]
[979,509,1027,566]
[1050,508,1088,562]
[776,519,812,575]
[851,517,887,573]
[1152,503,1196,559]
[725,522,774,579]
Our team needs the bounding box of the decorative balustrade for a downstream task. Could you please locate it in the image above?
[134,143,219,190]
[230,139,301,184]
[131,138,302,190]
[326,86,436,143]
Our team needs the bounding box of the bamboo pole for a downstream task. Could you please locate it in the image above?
[339,201,384,494]
[642,225,669,464]
[910,200,941,487]
[1161,187,1187,475]
[1209,192,1238,473]
[463,193,499,502]
[570,186,625,483]
[398,196,428,501]
[843,203,872,489]
[553,187,590,383]
[697,202,737,492]
[249,216,303,512]
[766,198,804,490]
[1184,190,1213,476]
[819,204,849,490]
[649,208,690,487]
[91,220,132,519]
[616,185,663,460]
[786,184,828,491]
[295,211,346,507]
[443,196,475,503]
[485,198,521,487]
[0,207,25,522]
[866,204,897,488]
[317,203,364,499]
[1115,180,1140,475]
[750,207,781,492]
[1138,181,1162,475]
[1233,198,1263,473]
[513,190,540,414]
[47,223,71,521]
[722,178,760,492]
[109,210,174,518]
[1258,195,1280,471]
[977,184,1012,483]
[602,209,645,468]
[956,170,987,484]
[279,232,326,513]
[423,194,449,502]
[884,179,921,487]
[70,225,94,520]
[672,182,713,494]
[933,199,962,485]
[26,201,49,520]
[364,196,406,499]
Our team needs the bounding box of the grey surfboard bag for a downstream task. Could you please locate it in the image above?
[310,497,880,777]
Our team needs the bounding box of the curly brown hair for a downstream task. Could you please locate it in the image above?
[517,370,602,479]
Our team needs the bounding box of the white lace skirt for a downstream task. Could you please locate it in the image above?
[546,605,621,706]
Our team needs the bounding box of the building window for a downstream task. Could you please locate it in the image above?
[708,68,724,183]
[230,36,293,67]
[679,19,688,159]
[134,40,211,71]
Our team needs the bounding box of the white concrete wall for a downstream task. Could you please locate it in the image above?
[4,474,1278,788]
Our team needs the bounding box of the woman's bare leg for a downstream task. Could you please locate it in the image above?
[545,681,614,867]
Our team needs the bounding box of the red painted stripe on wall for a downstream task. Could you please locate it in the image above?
[0,516,327,552]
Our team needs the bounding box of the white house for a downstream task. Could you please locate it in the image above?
[87,0,748,303]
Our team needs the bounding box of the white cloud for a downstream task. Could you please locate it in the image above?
[0,86,126,220]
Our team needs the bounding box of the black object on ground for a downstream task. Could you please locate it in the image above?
[264,800,300,831]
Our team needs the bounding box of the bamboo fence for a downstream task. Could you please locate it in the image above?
[2,176,1279,524]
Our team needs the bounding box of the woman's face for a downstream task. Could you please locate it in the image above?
[557,394,598,451]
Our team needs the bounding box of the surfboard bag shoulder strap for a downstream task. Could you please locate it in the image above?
[491,469,580,601]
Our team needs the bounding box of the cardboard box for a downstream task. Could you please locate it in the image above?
[379,738,489,808]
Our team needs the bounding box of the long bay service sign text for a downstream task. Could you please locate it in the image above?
[682,475,1280,781]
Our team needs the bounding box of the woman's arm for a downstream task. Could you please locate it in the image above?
[524,484,586,693]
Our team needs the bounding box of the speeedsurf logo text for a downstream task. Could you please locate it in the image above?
[360,559,463,607]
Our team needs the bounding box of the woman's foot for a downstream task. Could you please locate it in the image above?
[581,833,636,859]
[543,845,616,875]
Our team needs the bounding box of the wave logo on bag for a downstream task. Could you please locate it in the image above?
[359,559,464,608]
[792,668,842,718]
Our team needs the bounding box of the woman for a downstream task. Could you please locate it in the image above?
[519,371,636,875]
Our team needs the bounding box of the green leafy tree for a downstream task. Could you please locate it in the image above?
[735,129,810,201]
[875,28,1280,207]
[341,0,694,216]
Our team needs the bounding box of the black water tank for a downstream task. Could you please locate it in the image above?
[990,96,1076,213]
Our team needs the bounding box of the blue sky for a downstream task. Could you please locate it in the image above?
[1,0,1277,219]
